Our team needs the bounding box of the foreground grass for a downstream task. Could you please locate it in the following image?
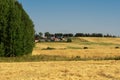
[1,55,120,62]
[0,61,120,80]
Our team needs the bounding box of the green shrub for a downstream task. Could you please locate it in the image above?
[67,38,72,42]
[42,47,55,50]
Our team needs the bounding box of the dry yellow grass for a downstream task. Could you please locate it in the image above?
[80,37,120,44]
[0,61,120,80]
[1,37,120,80]
[32,37,120,58]
[32,49,120,58]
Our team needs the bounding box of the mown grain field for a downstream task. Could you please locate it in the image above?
[1,37,120,80]
[0,61,120,80]
[33,37,120,59]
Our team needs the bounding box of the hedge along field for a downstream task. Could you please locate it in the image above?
[32,37,120,59]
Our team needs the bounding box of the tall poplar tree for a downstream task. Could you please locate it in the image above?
[0,0,35,57]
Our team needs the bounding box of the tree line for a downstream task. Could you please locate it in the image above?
[0,0,35,57]
[75,33,116,37]
[35,32,117,39]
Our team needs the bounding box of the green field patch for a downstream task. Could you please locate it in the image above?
[1,55,120,62]
[67,46,82,49]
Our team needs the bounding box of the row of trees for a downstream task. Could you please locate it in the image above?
[35,32,74,39]
[0,0,35,57]
[75,33,116,37]
[35,32,117,39]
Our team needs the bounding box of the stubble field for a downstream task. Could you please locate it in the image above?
[0,61,120,80]
[1,37,120,80]
[33,37,120,59]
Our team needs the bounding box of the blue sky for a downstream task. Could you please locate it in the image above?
[18,0,120,35]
